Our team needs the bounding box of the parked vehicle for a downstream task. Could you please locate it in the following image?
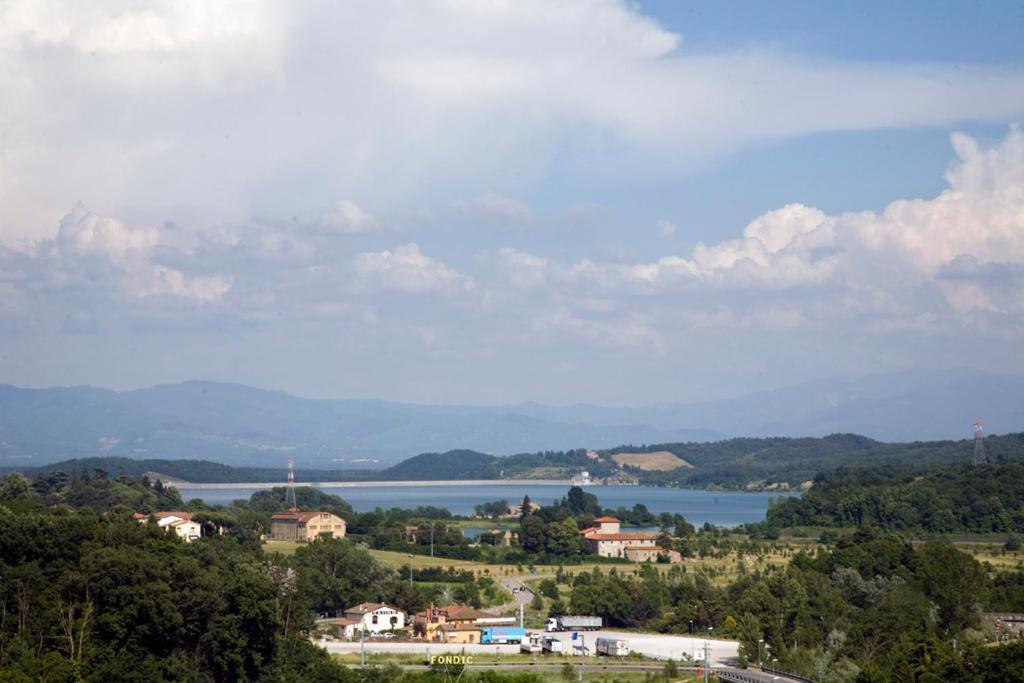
[545,616,602,632]
[595,637,629,657]
[480,627,526,645]
[542,636,564,653]
[520,632,543,654]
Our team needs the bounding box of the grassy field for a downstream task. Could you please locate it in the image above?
[266,540,808,587]
[263,540,302,556]
[612,451,692,471]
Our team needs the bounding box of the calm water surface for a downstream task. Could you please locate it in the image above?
[177,483,790,527]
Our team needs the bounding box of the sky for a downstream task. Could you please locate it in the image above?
[0,0,1023,405]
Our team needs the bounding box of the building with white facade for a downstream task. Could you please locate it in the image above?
[342,603,406,633]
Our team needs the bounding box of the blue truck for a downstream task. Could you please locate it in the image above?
[480,627,526,644]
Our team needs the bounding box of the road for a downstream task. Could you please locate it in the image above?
[318,629,738,666]
[497,576,533,610]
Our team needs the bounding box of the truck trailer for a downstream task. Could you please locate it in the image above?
[545,616,602,632]
[480,627,526,645]
[595,637,629,657]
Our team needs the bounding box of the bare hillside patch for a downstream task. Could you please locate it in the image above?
[612,450,692,471]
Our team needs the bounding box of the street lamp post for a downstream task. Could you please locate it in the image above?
[758,638,764,669]
[408,555,414,589]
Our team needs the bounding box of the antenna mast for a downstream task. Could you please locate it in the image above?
[287,457,298,510]
[973,419,988,466]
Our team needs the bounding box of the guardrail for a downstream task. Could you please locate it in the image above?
[716,670,767,683]
[761,666,817,683]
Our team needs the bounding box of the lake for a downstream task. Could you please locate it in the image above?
[176,483,790,527]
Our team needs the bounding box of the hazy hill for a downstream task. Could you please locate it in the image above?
[505,368,1024,441]
[1,368,1021,469]
[0,381,717,468]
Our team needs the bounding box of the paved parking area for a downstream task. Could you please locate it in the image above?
[319,630,738,666]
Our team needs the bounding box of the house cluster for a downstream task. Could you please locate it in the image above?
[132,511,203,542]
[579,516,680,562]
[328,603,514,644]
[268,511,347,541]
[413,605,516,643]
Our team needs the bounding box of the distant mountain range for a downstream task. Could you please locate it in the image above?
[1,367,1021,468]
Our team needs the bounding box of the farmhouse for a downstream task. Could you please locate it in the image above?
[580,516,658,559]
[133,511,202,542]
[342,603,405,633]
[269,511,346,542]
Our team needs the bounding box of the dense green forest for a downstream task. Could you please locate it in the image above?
[759,461,1024,534]
[3,466,1024,682]
[0,475,566,682]
[564,529,1024,681]
[616,432,1024,488]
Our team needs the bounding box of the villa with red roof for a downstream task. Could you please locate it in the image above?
[580,516,667,560]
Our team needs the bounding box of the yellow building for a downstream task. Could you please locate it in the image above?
[269,511,346,541]
[437,624,484,643]
[580,516,658,559]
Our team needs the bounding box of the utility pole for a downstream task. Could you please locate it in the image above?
[286,458,298,511]
[758,638,764,669]
[973,418,988,465]
[431,523,435,558]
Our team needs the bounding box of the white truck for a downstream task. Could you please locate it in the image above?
[520,632,543,654]
[542,635,564,653]
[595,637,630,657]
[545,616,602,632]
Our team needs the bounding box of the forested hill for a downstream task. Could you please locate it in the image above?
[760,460,1024,534]
[4,433,1023,489]
[0,448,604,484]
[615,432,1024,488]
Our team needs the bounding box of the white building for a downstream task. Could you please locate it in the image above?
[133,511,202,542]
[342,603,406,633]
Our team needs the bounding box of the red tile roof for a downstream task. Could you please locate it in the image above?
[155,511,194,521]
[594,516,620,523]
[586,533,657,541]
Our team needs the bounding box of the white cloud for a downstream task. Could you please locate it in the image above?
[354,243,469,293]
[494,127,1024,320]
[55,202,159,259]
[656,219,676,237]
[496,247,548,287]
[20,204,233,303]
[3,2,1024,244]
[454,192,533,224]
[319,200,376,234]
